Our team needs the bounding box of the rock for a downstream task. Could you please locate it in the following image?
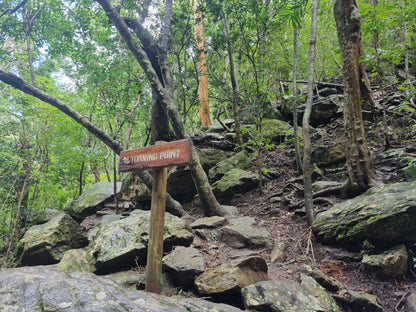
[201,119,235,133]
[312,181,416,247]
[0,266,242,312]
[190,216,227,229]
[241,276,341,312]
[406,292,416,312]
[404,162,416,181]
[27,208,64,226]
[261,119,294,144]
[220,217,272,249]
[209,150,253,181]
[270,242,287,263]
[194,255,268,295]
[338,290,384,312]
[119,172,152,205]
[297,264,341,292]
[196,148,229,172]
[66,182,122,220]
[212,168,259,198]
[163,246,206,288]
[362,245,408,277]
[166,166,196,202]
[312,144,346,168]
[18,213,88,266]
[90,210,193,273]
[57,248,95,273]
[220,205,239,215]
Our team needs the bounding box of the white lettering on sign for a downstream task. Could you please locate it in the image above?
[122,149,181,165]
[159,149,180,160]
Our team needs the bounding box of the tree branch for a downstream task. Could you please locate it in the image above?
[0,0,28,18]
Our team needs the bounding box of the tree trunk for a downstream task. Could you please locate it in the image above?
[219,0,242,147]
[193,0,212,127]
[302,0,318,225]
[334,0,375,196]
[97,0,224,216]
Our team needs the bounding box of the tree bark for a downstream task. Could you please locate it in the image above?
[193,0,212,127]
[302,0,318,225]
[334,0,375,196]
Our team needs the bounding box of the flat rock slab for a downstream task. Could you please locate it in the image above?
[0,266,243,312]
[190,216,227,229]
[242,275,341,312]
[194,255,268,295]
[313,181,416,247]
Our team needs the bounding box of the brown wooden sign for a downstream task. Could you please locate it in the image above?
[119,139,192,172]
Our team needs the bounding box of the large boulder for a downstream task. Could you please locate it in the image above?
[212,169,259,198]
[313,181,416,248]
[89,210,194,273]
[196,148,229,172]
[162,246,206,288]
[261,119,294,144]
[66,182,121,220]
[166,167,196,202]
[209,150,253,181]
[362,244,408,277]
[242,276,341,312]
[194,255,268,295]
[0,266,243,312]
[220,217,272,249]
[312,144,346,168]
[17,213,88,266]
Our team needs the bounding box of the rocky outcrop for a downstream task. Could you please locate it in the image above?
[194,255,268,295]
[66,182,121,220]
[0,266,243,312]
[212,168,259,198]
[18,213,88,266]
[312,181,416,248]
[89,210,193,273]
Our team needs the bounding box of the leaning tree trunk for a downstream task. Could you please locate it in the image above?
[97,0,225,216]
[334,0,375,196]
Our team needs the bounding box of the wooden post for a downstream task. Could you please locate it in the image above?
[118,139,192,294]
[145,160,167,293]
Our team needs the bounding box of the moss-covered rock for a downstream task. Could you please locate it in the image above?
[312,181,416,248]
[89,210,193,273]
[66,182,121,221]
[18,213,88,266]
[209,150,253,182]
[212,168,259,198]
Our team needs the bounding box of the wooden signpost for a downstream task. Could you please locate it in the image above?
[119,139,192,294]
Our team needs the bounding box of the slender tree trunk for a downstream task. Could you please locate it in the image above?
[219,0,242,147]
[302,0,318,225]
[193,0,212,127]
[292,25,302,174]
[334,0,375,196]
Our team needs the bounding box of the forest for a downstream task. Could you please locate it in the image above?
[0,0,416,310]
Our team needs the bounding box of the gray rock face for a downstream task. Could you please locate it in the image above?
[362,245,408,277]
[163,246,206,287]
[190,216,227,229]
[220,217,272,249]
[212,168,259,198]
[209,150,253,181]
[406,292,416,312]
[0,266,243,312]
[18,213,88,266]
[196,148,229,172]
[312,144,346,168]
[194,255,268,295]
[90,210,194,273]
[242,276,341,312]
[167,167,196,202]
[312,181,416,247]
[67,182,122,220]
